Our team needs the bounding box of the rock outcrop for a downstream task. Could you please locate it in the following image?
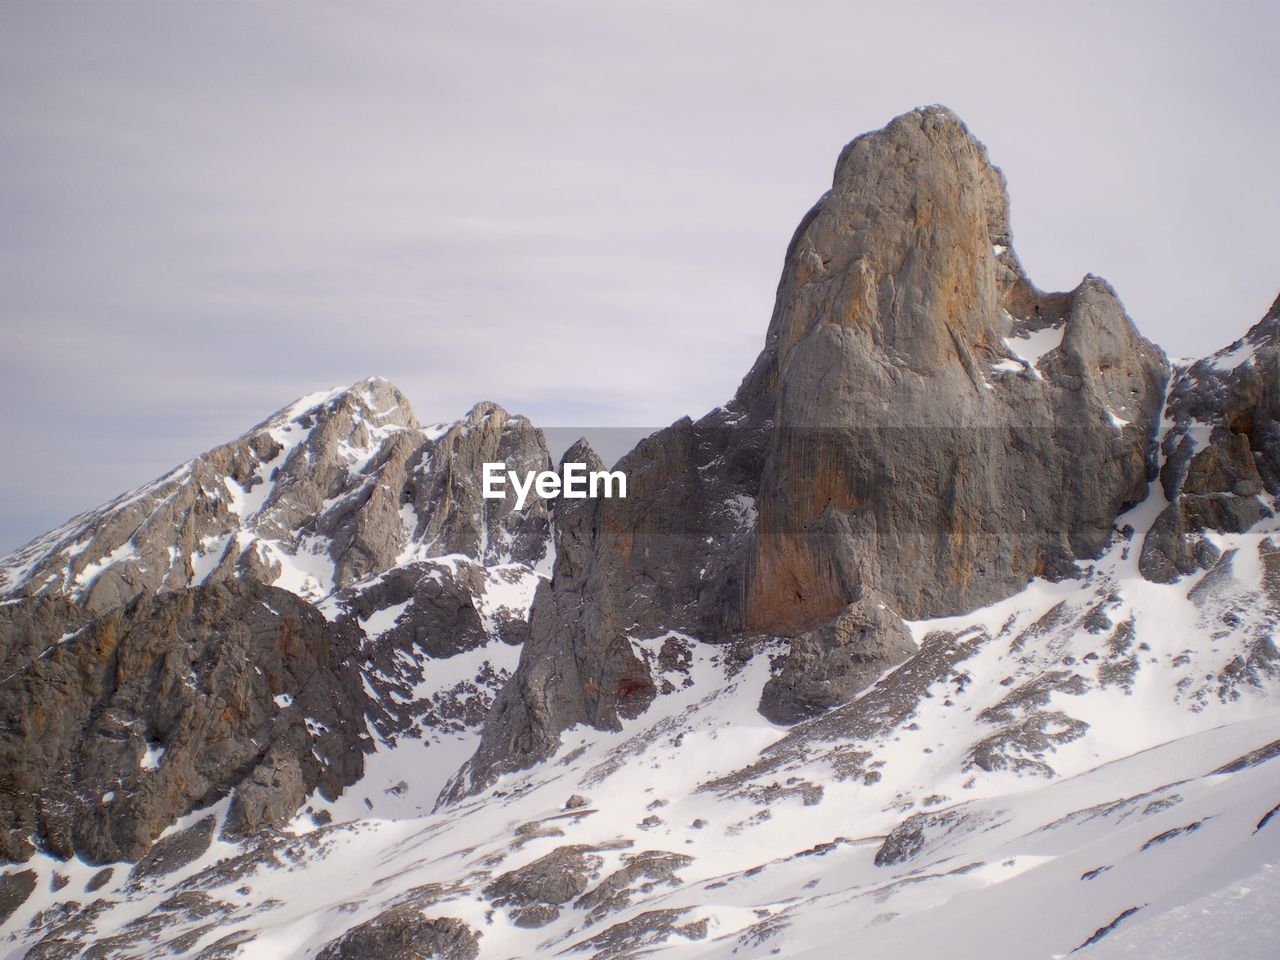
[315,911,480,960]
[446,443,679,793]
[446,106,1172,798]
[0,580,370,864]
[1140,294,1280,581]
[483,843,611,928]
[758,590,916,724]
[0,379,556,866]
[341,556,540,745]
[741,172,1168,628]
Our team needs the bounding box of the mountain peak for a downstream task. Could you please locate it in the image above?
[559,437,603,472]
[756,105,1018,384]
[834,104,984,182]
[452,107,1172,796]
[280,376,419,431]
[0,379,550,610]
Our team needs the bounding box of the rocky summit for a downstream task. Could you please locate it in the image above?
[1,106,1278,959]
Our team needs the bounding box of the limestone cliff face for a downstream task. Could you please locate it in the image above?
[0,381,554,865]
[0,581,369,865]
[742,108,1169,629]
[440,417,769,801]
[446,106,1173,798]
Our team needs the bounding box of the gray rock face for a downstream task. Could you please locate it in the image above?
[1140,294,1280,581]
[482,843,609,928]
[0,379,554,865]
[758,591,917,724]
[443,442,688,798]
[566,909,708,959]
[0,868,37,924]
[339,561,489,661]
[447,106,1171,798]
[327,555,538,755]
[739,109,1167,631]
[0,581,370,864]
[315,910,479,960]
[0,380,550,611]
[574,850,693,925]
[129,816,217,882]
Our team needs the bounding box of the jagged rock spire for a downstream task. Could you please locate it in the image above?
[446,106,1172,799]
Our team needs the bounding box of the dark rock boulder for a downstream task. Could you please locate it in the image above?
[574,850,693,924]
[315,910,479,960]
[128,816,217,882]
[482,842,612,928]
[873,806,985,867]
[0,868,37,924]
[874,812,932,867]
[0,581,370,864]
[759,592,916,724]
[565,908,708,959]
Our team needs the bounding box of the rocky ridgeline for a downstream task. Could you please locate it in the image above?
[0,382,554,865]
[1141,294,1280,581]
[0,377,549,611]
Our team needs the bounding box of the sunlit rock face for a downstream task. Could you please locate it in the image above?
[450,106,1172,795]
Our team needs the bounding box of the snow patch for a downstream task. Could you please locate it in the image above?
[1004,323,1066,377]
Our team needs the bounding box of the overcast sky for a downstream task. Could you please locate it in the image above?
[1,0,1276,553]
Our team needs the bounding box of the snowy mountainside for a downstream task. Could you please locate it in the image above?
[0,377,554,876]
[0,377,551,612]
[2,104,1279,959]
[321,557,542,822]
[2,499,1277,958]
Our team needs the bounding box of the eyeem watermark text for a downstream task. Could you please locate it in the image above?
[483,462,627,509]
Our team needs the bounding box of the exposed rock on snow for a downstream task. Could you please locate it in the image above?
[0,382,554,868]
[483,843,621,928]
[1141,293,1280,581]
[758,590,917,724]
[314,910,479,960]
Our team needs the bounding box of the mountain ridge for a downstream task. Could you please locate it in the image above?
[1,105,1278,960]
[0,377,551,611]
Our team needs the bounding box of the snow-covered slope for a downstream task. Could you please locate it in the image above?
[2,494,1276,958]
